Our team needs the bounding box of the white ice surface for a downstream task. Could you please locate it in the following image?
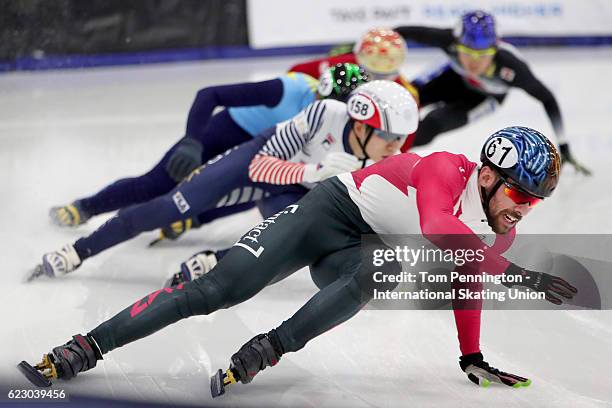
[0,48,611,407]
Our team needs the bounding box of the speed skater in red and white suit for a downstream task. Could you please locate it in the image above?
[21,127,577,393]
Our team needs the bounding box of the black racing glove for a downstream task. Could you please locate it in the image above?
[460,352,531,388]
[165,138,203,182]
[503,263,578,305]
[559,143,592,176]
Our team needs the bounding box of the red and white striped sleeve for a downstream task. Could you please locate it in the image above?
[249,100,326,185]
[249,155,307,185]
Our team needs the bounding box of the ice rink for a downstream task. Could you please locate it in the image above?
[1,48,612,407]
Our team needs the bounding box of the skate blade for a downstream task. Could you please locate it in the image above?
[17,361,52,387]
[24,264,45,283]
[210,369,226,397]
[210,368,237,398]
[148,236,164,247]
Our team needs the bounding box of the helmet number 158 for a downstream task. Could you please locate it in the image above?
[348,94,375,120]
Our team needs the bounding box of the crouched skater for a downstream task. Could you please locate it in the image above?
[20,128,577,393]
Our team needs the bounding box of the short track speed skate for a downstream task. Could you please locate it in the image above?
[210,367,239,397]
[24,245,82,283]
[17,334,101,387]
[17,356,56,387]
[210,331,283,398]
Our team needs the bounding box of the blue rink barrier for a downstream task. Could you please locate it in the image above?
[1,36,612,73]
[0,45,329,73]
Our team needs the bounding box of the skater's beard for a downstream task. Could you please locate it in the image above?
[486,207,522,234]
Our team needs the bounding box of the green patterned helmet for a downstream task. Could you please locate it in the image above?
[318,63,370,102]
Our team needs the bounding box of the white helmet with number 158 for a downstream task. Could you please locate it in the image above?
[346,80,419,143]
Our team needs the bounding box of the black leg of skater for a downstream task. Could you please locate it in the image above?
[21,179,376,387]
[215,239,400,395]
[413,65,505,147]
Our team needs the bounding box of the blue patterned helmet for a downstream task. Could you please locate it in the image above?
[456,10,497,50]
[480,126,561,198]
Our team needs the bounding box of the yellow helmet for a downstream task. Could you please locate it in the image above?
[354,28,407,77]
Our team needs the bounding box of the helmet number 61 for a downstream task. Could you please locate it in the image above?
[485,137,518,168]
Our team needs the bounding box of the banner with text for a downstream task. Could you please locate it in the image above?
[247,0,612,48]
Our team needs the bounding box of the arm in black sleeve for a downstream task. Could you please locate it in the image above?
[507,57,565,144]
[506,54,591,174]
[185,78,284,138]
[393,26,455,49]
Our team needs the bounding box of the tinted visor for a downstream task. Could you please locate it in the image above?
[457,44,497,58]
[502,181,542,207]
[373,128,407,143]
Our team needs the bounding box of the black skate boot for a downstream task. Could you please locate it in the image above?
[210,330,283,397]
[18,334,102,387]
